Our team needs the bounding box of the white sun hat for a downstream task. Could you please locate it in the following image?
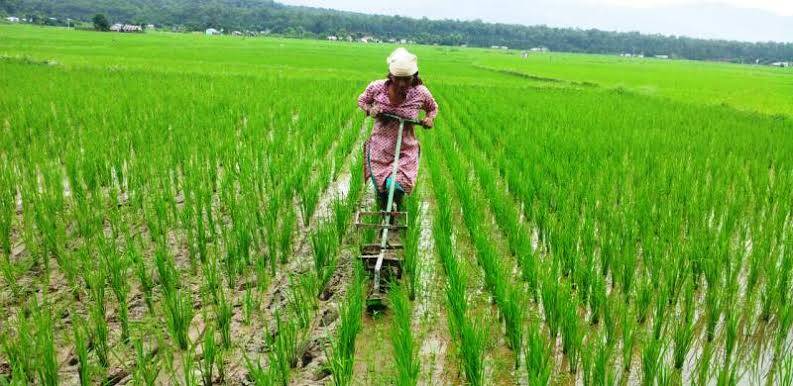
[387,47,418,76]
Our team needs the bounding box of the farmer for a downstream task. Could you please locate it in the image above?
[357,47,438,212]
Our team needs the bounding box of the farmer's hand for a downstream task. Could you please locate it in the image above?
[367,105,382,117]
[420,117,434,128]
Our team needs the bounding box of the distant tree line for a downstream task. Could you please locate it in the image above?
[3,0,792,62]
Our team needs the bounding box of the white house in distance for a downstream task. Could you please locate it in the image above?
[110,24,142,32]
[655,54,669,59]
[327,35,338,41]
[5,16,20,22]
[205,28,220,36]
[770,61,790,67]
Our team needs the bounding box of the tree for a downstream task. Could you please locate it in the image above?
[92,13,109,31]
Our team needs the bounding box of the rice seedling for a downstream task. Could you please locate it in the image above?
[0,176,12,260]
[636,277,653,325]
[130,242,155,314]
[202,326,216,386]
[87,266,110,369]
[279,207,296,264]
[72,316,91,386]
[642,337,664,385]
[33,305,58,386]
[182,343,197,386]
[106,244,131,343]
[622,305,636,372]
[133,338,160,385]
[561,288,583,373]
[244,355,277,386]
[590,272,606,325]
[216,288,233,349]
[215,344,227,383]
[266,312,298,385]
[389,283,419,386]
[165,289,194,351]
[672,313,695,370]
[311,223,339,296]
[525,320,553,386]
[1,309,35,383]
[603,294,620,345]
[697,342,714,386]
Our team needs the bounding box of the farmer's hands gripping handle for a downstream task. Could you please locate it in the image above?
[375,112,432,129]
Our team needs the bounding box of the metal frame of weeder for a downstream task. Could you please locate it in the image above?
[356,113,427,309]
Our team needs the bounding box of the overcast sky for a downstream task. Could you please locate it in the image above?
[279,0,793,42]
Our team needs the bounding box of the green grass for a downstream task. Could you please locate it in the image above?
[478,51,793,116]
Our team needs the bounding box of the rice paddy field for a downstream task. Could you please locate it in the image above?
[1,24,792,385]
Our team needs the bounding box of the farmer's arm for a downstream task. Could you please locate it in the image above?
[421,86,438,127]
[357,81,379,116]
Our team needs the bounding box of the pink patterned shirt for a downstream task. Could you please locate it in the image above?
[357,79,438,194]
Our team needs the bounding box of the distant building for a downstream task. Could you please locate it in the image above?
[360,36,376,43]
[770,61,790,67]
[490,45,500,49]
[400,39,407,44]
[327,35,338,41]
[123,25,142,32]
[5,16,19,23]
[231,31,242,36]
[146,24,155,30]
[655,54,669,59]
[110,24,142,32]
[530,47,549,52]
[205,28,220,36]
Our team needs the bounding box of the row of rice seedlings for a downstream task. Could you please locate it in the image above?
[247,152,365,385]
[327,262,365,385]
[313,154,367,297]
[389,282,420,386]
[300,161,332,226]
[424,132,486,385]
[441,85,793,381]
[431,123,524,364]
[0,67,358,379]
[401,184,422,300]
[438,100,539,297]
[245,274,318,385]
